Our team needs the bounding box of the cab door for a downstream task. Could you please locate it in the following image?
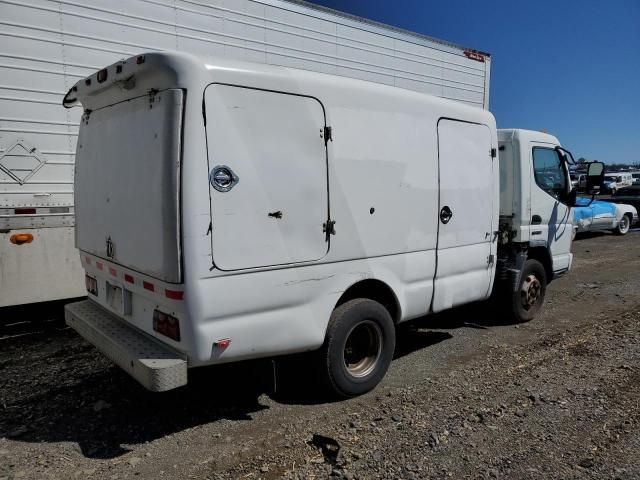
[433,119,496,312]
[530,146,572,270]
[204,85,330,271]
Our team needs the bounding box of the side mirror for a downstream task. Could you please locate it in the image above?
[586,161,605,194]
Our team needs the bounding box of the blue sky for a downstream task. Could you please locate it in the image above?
[306,0,640,164]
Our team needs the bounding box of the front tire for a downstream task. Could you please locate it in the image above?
[320,299,395,398]
[615,214,631,235]
[509,259,547,323]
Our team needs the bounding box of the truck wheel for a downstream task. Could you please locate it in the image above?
[615,214,631,235]
[510,259,547,323]
[320,299,395,398]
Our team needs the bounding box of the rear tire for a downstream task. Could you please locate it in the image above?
[320,299,395,398]
[509,259,547,323]
[615,214,631,235]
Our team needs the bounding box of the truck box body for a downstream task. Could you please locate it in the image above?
[66,51,578,394]
[67,52,497,372]
[1,0,491,306]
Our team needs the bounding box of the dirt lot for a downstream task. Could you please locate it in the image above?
[1,230,639,480]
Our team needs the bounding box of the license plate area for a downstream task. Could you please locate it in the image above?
[106,281,132,316]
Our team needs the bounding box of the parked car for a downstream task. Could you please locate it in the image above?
[573,198,637,238]
[601,173,633,194]
[630,171,640,185]
[610,185,640,213]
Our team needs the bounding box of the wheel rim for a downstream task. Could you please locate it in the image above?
[520,274,542,311]
[343,320,382,378]
[620,216,629,233]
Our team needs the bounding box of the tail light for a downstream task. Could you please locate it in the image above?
[85,275,98,296]
[153,310,180,341]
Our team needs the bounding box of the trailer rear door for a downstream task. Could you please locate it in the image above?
[205,85,329,271]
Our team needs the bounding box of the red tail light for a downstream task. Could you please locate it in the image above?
[153,310,180,341]
[14,208,36,214]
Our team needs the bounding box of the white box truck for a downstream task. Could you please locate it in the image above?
[0,0,490,307]
[63,51,604,396]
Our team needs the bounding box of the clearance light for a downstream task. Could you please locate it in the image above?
[153,310,180,341]
[165,289,184,300]
[97,68,108,83]
[10,233,34,245]
[214,339,231,349]
[85,275,98,296]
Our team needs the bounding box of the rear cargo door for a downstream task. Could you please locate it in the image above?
[204,85,329,271]
[75,89,183,283]
[433,119,495,312]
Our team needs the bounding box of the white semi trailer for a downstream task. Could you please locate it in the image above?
[63,52,603,396]
[0,0,490,307]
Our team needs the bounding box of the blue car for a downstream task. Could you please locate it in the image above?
[572,197,637,238]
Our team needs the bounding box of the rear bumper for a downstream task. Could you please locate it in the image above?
[65,300,187,392]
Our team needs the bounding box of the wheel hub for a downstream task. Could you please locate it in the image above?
[521,274,542,310]
[343,320,382,378]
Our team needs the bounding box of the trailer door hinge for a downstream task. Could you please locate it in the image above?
[488,254,495,266]
[323,220,336,239]
[491,147,497,158]
[202,99,207,126]
[323,126,333,145]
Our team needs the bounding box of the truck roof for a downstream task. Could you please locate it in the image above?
[66,51,493,125]
[287,0,491,58]
[497,129,561,146]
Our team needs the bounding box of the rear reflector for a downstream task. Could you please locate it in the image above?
[14,208,36,214]
[96,262,103,270]
[153,310,180,341]
[124,274,134,284]
[165,289,184,300]
[143,281,154,292]
[109,267,117,277]
[85,275,98,296]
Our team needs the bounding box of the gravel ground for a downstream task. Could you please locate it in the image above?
[1,230,639,480]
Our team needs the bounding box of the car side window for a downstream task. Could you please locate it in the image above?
[532,147,567,200]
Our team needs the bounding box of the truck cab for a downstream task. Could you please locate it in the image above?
[497,129,574,280]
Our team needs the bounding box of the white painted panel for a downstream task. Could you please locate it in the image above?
[205,85,328,271]
[0,226,85,307]
[75,90,183,282]
[433,119,494,311]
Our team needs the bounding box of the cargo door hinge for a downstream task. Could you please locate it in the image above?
[321,126,333,145]
[491,147,497,159]
[487,254,495,266]
[323,220,336,240]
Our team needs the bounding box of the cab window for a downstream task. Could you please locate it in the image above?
[532,147,567,200]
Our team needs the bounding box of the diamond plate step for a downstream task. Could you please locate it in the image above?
[65,300,187,392]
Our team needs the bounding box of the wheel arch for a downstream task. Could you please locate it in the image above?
[335,279,401,324]
[527,246,553,284]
